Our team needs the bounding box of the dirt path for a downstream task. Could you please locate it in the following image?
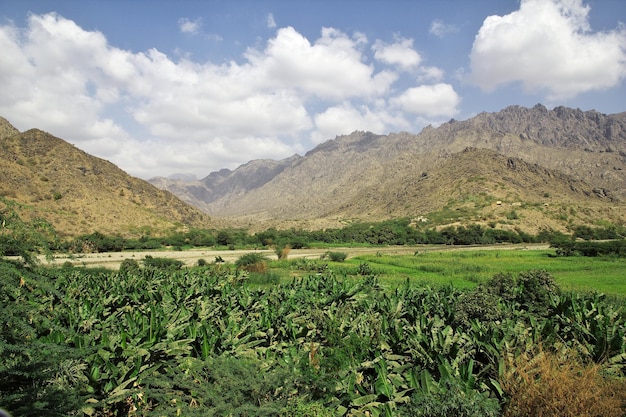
[41,243,550,270]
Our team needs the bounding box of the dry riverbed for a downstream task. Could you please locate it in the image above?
[41,243,549,270]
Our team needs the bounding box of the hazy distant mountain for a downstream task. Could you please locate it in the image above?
[0,118,215,237]
[150,104,626,232]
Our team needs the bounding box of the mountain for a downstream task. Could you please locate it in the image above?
[150,105,626,233]
[0,118,216,237]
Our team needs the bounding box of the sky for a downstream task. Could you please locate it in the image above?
[1,0,625,180]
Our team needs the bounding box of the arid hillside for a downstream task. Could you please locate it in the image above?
[0,118,216,237]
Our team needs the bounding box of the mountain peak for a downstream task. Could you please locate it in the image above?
[0,116,19,139]
[151,104,626,232]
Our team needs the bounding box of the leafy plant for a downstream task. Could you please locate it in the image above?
[324,251,347,262]
[403,377,500,417]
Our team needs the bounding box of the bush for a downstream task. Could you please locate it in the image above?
[235,252,269,273]
[142,255,184,270]
[275,244,291,260]
[324,251,347,262]
[454,290,504,327]
[119,258,141,274]
[357,262,373,275]
[486,270,559,316]
[403,378,500,417]
[282,399,334,417]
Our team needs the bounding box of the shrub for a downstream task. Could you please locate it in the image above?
[282,399,334,417]
[500,348,626,417]
[403,378,500,417]
[142,255,184,270]
[454,289,504,327]
[119,258,141,274]
[292,258,328,273]
[486,270,559,316]
[324,251,347,262]
[235,252,269,273]
[275,244,291,260]
[357,262,373,275]
[197,258,207,267]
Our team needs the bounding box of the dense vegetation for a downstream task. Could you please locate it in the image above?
[25,220,626,255]
[1,259,625,416]
[2,199,626,416]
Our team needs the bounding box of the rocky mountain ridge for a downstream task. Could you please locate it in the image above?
[150,104,626,232]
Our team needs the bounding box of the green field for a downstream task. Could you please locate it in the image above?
[277,248,626,296]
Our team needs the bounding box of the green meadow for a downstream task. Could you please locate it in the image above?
[320,248,626,296]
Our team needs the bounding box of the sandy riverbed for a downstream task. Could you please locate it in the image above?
[39,243,549,270]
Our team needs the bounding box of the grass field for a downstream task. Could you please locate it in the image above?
[326,249,626,296]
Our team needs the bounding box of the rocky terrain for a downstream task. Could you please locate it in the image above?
[0,118,216,237]
[150,105,626,233]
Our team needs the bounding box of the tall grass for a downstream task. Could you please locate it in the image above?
[501,348,626,417]
[349,249,626,295]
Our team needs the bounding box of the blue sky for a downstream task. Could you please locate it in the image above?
[1,0,625,179]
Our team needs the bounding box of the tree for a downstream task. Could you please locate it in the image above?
[216,230,233,246]
[0,199,55,265]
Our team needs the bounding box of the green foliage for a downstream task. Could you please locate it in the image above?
[455,270,560,327]
[1,258,624,416]
[282,399,334,417]
[324,251,348,262]
[216,230,234,246]
[357,262,374,275]
[69,231,125,252]
[119,258,141,274]
[142,255,184,270]
[551,239,626,257]
[247,271,281,285]
[403,378,500,417]
[235,252,270,272]
[0,199,56,265]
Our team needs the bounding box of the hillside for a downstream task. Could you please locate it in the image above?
[0,119,216,237]
[150,105,626,232]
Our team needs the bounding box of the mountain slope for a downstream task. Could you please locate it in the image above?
[0,120,216,237]
[150,105,626,232]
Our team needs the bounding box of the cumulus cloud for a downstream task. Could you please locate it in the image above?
[245,26,396,100]
[0,12,461,178]
[313,102,409,142]
[469,0,626,100]
[391,84,460,118]
[429,19,458,38]
[372,36,421,70]
[178,17,202,34]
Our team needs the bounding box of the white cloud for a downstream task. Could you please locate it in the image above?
[0,12,461,178]
[178,17,202,34]
[245,26,396,100]
[429,19,458,38]
[267,13,276,29]
[469,0,626,100]
[391,83,460,118]
[372,36,421,71]
[314,103,384,141]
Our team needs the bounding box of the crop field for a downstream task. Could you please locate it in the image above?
[342,249,626,296]
[2,246,626,416]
